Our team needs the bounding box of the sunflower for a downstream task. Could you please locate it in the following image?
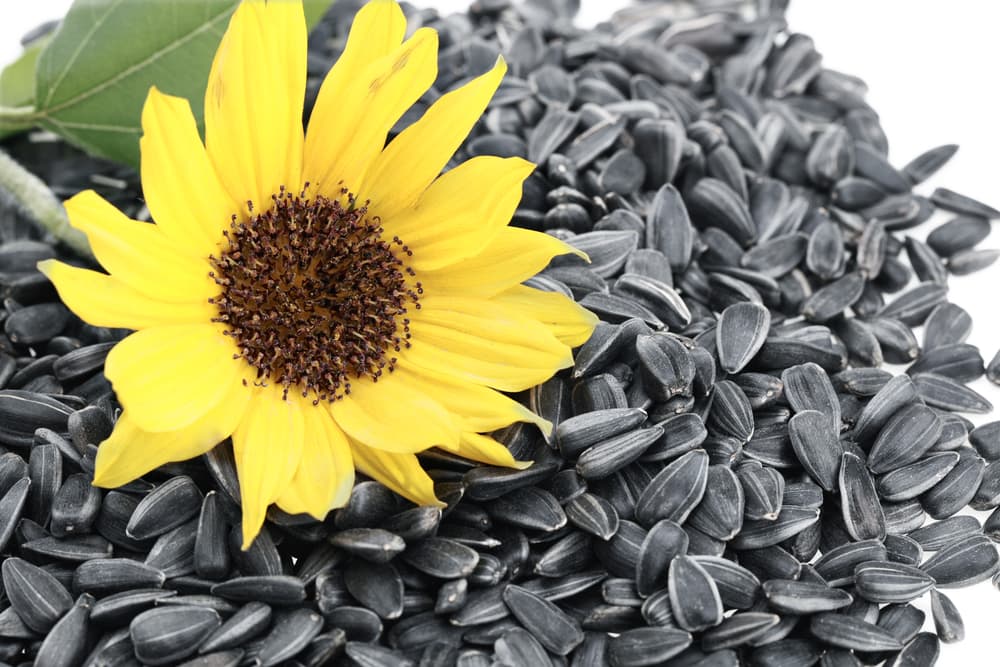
[39,0,597,547]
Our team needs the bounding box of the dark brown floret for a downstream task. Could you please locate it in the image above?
[208,187,420,402]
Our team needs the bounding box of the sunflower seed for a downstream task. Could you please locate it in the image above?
[2,557,73,633]
[813,539,887,587]
[645,183,693,272]
[838,452,886,541]
[26,443,60,526]
[343,560,404,620]
[920,534,1000,587]
[877,282,948,326]
[877,452,960,502]
[254,608,323,667]
[949,247,1000,275]
[609,626,692,666]
[907,343,984,383]
[929,589,964,644]
[737,460,784,521]
[786,409,842,491]
[762,579,852,614]
[707,380,754,443]
[528,108,578,164]
[328,528,405,563]
[74,558,165,596]
[126,476,203,541]
[903,144,959,183]
[809,612,903,652]
[4,303,70,344]
[922,451,986,519]
[701,612,781,652]
[635,450,709,526]
[806,126,853,188]
[211,576,306,605]
[489,486,566,532]
[854,561,936,603]
[565,492,619,541]
[501,585,583,655]
[34,593,93,667]
[130,605,221,666]
[576,426,663,480]
[749,638,823,666]
[90,589,177,628]
[930,187,1000,219]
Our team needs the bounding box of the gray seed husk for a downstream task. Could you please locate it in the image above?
[2,557,73,633]
[853,561,936,603]
[920,534,1000,587]
[761,579,853,614]
[809,612,903,651]
[130,605,222,666]
[929,589,965,643]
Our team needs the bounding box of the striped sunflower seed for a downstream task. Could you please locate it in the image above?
[877,452,960,502]
[809,612,902,652]
[839,452,886,541]
[502,585,583,655]
[2,557,72,633]
[761,579,853,614]
[701,612,780,652]
[929,589,964,644]
[716,302,770,374]
[854,561,936,603]
[130,605,221,666]
[608,627,692,666]
[788,409,843,491]
[920,534,1000,587]
[126,476,203,541]
[634,449,709,526]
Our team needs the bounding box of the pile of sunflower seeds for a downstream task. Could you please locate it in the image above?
[2,0,1000,664]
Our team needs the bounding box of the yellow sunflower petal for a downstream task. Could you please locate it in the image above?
[383,156,534,272]
[329,367,459,454]
[64,191,217,304]
[444,432,532,469]
[417,226,585,296]
[404,295,573,392]
[349,439,444,508]
[304,28,438,197]
[103,324,247,433]
[232,384,306,548]
[93,372,251,488]
[205,0,306,216]
[302,0,405,191]
[140,87,238,256]
[362,59,508,219]
[399,359,551,436]
[275,406,354,520]
[492,284,599,348]
[37,260,216,330]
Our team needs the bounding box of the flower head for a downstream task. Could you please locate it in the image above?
[39,0,597,547]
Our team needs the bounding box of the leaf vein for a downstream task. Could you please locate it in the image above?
[42,0,126,109]
[43,2,236,116]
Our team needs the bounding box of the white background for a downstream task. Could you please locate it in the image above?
[2,1,1000,663]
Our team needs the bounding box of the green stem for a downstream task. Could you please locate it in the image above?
[0,105,39,133]
[0,148,93,260]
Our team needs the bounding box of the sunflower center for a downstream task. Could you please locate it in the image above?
[208,187,420,402]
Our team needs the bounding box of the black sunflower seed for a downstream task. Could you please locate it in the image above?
[903,144,959,183]
[814,540,888,587]
[2,557,73,633]
[608,626,692,666]
[130,605,222,666]
[854,561,936,603]
[930,187,1000,219]
[635,450,709,527]
[877,452,960,502]
[920,534,1000,587]
[502,585,583,655]
[812,615,902,654]
[211,576,306,605]
[565,492,619,540]
[929,589,964,644]
[949,247,1000,275]
[33,593,94,667]
[921,450,986,519]
[788,409,842,491]
[762,579,853,614]
[716,302,770,374]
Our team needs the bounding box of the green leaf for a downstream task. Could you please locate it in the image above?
[0,36,51,108]
[32,0,333,168]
